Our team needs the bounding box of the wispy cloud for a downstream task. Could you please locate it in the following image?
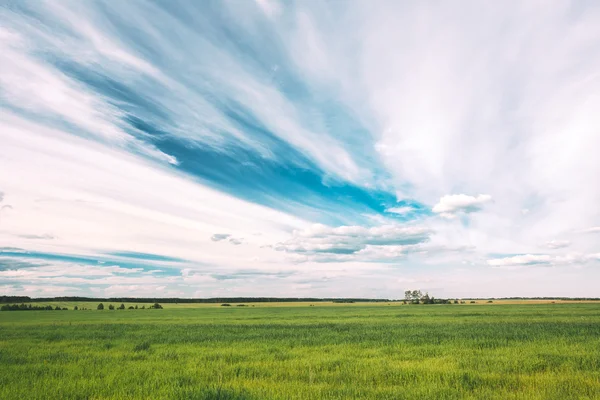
[274,223,431,262]
[385,206,414,215]
[581,227,600,234]
[18,234,55,240]
[487,253,599,268]
[432,194,492,219]
[211,234,231,242]
[545,240,571,250]
[488,254,553,267]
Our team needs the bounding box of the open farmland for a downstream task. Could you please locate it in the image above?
[1,303,600,399]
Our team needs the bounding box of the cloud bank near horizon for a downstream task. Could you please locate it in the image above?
[1,0,600,298]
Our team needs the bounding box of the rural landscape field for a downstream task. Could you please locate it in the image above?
[3,1,600,399]
[1,302,599,399]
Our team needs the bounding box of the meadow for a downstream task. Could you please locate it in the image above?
[1,302,599,399]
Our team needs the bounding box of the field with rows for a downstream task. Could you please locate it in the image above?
[1,302,599,399]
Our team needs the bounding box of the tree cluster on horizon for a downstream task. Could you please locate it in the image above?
[96,302,162,310]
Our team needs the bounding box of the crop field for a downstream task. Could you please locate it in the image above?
[1,303,599,399]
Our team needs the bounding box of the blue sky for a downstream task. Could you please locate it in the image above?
[1,0,600,298]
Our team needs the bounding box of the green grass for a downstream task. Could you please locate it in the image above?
[1,303,599,399]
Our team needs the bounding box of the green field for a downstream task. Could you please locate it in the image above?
[1,303,599,399]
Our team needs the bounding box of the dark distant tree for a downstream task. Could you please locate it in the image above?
[128,306,134,309]
[150,303,163,309]
[62,307,68,310]
[74,306,78,310]
[54,306,61,310]
[141,305,145,309]
[108,304,115,310]
[412,290,422,302]
[117,303,125,310]
[0,296,31,303]
[135,305,138,309]
[97,303,104,310]
[405,290,423,304]
[420,293,435,304]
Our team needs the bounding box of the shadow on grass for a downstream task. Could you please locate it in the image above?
[133,341,151,352]
[178,387,256,400]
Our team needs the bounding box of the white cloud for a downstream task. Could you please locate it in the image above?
[432,194,492,218]
[0,112,310,267]
[581,227,600,234]
[545,240,571,249]
[385,206,415,215]
[211,234,231,242]
[283,1,600,268]
[0,284,81,297]
[487,254,552,267]
[19,233,56,240]
[211,234,244,245]
[487,253,599,268]
[274,223,431,262]
[229,238,243,245]
[103,285,184,298]
[0,260,145,280]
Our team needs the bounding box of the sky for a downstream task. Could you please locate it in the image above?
[1,0,600,299]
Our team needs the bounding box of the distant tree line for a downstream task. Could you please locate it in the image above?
[1,304,68,311]
[0,296,395,304]
[0,296,32,303]
[1,302,163,311]
[97,303,162,310]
